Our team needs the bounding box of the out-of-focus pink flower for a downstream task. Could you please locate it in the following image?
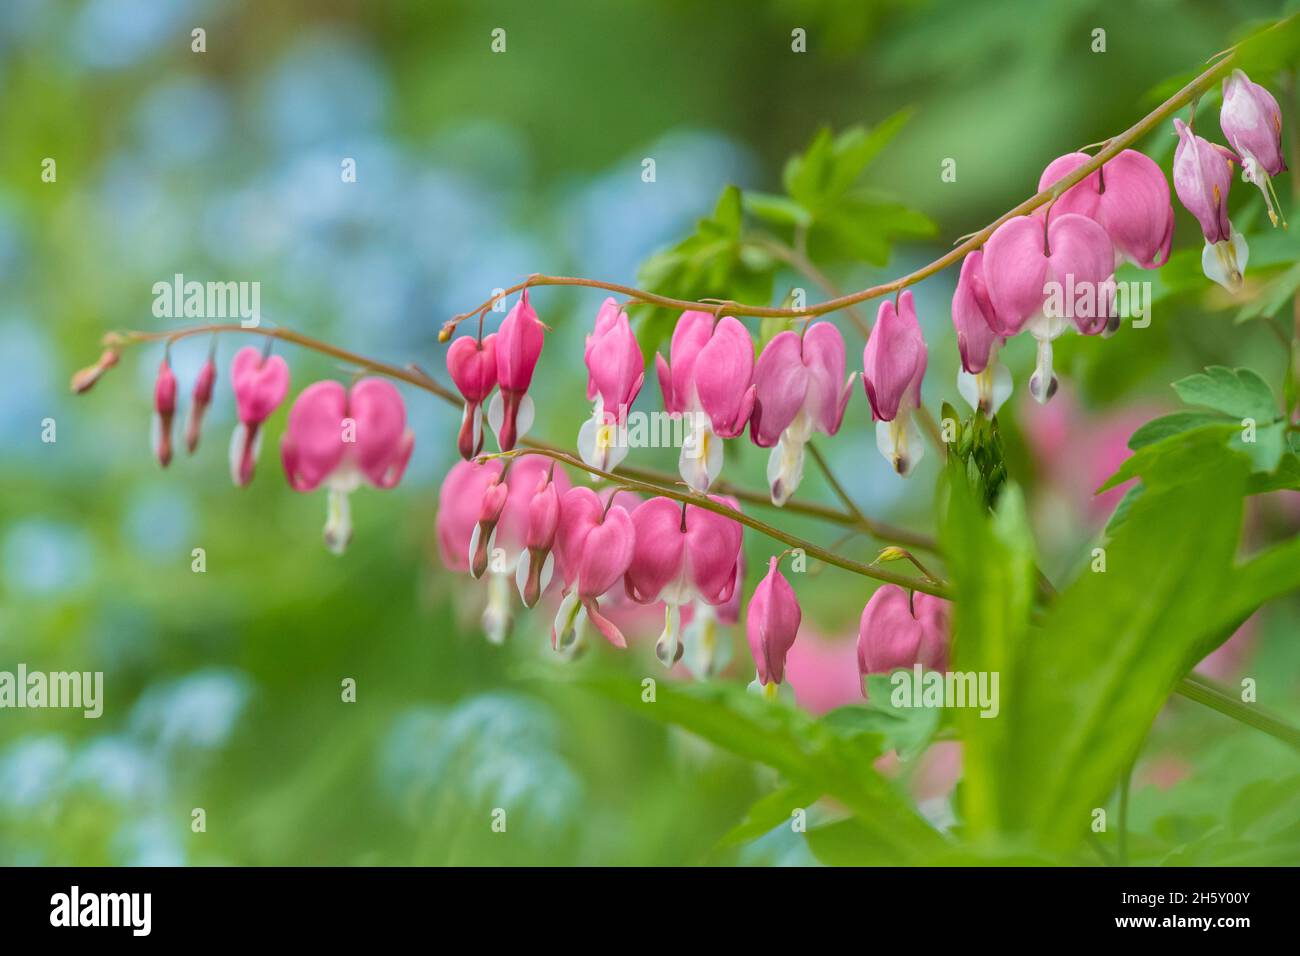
[1021,387,1162,529]
[750,324,854,505]
[784,630,862,715]
[856,585,950,692]
[578,298,645,472]
[229,345,290,486]
[280,378,414,554]
[1195,614,1259,683]
[1221,69,1287,226]
[446,332,498,460]
[552,486,637,652]
[626,495,743,666]
[862,291,927,474]
[1172,118,1248,292]
[151,356,177,468]
[983,212,1115,403]
[951,251,1011,415]
[184,351,216,455]
[488,290,544,452]
[655,312,757,491]
[1037,150,1174,270]
[746,555,801,694]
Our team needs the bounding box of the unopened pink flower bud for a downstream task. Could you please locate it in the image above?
[746,556,801,691]
[70,349,120,394]
[152,357,177,468]
[446,332,498,460]
[185,353,217,454]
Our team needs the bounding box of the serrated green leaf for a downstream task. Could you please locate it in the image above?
[1128,411,1228,449]
[1171,366,1278,422]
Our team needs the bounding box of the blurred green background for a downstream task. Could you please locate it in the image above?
[1,0,1297,865]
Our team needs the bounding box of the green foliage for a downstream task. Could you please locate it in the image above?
[942,401,1008,509]
[580,674,947,863]
[944,424,1300,856]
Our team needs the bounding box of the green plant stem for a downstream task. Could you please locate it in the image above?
[1117,761,1133,867]
[1175,672,1300,750]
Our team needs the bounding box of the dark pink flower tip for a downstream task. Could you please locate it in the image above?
[856,585,951,684]
[584,298,645,420]
[951,251,1003,374]
[981,213,1115,336]
[446,332,498,404]
[152,358,178,468]
[746,555,802,686]
[1172,118,1237,244]
[436,459,503,572]
[230,346,290,427]
[1221,69,1286,179]
[280,377,414,493]
[862,290,926,422]
[495,289,545,393]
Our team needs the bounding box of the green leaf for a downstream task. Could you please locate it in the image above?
[782,111,911,212]
[822,673,941,761]
[718,782,821,848]
[1128,411,1228,449]
[942,479,1037,840]
[1171,366,1278,422]
[578,676,945,863]
[741,191,810,229]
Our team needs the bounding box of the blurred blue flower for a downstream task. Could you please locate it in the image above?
[72,0,203,71]
[129,668,252,754]
[2,518,95,596]
[0,736,69,810]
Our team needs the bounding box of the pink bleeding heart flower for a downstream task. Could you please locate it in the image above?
[655,312,757,492]
[515,465,562,609]
[1172,118,1248,292]
[446,332,498,461]
[551,486,637,653]
[750,323,855,505]
[488,290,544,452]
[229,345,290,486]
[578,298,645,472]
[468,472,510,580]
[856,585,951,694]
[625,495,743,666]
[746,555,801,699]
[436,455,568,644]
[184,347,217,455]
[1221,69,1287,226]
[677,494,745,679]
[862,290,928,475]
[982,212,1115,403]
[281,377,414,555]
[1036,150,1174,271]
[950,251,1011,415]
[436,459,504,574]
[151,356,177,468]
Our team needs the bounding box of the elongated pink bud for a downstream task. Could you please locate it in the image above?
[489,291,544,452]
[185,354,217,454]
[746,556,801,687]
[152,357,178,468]
[71,349,120,394]
[447,332,498,460]
[229,345,290,486]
